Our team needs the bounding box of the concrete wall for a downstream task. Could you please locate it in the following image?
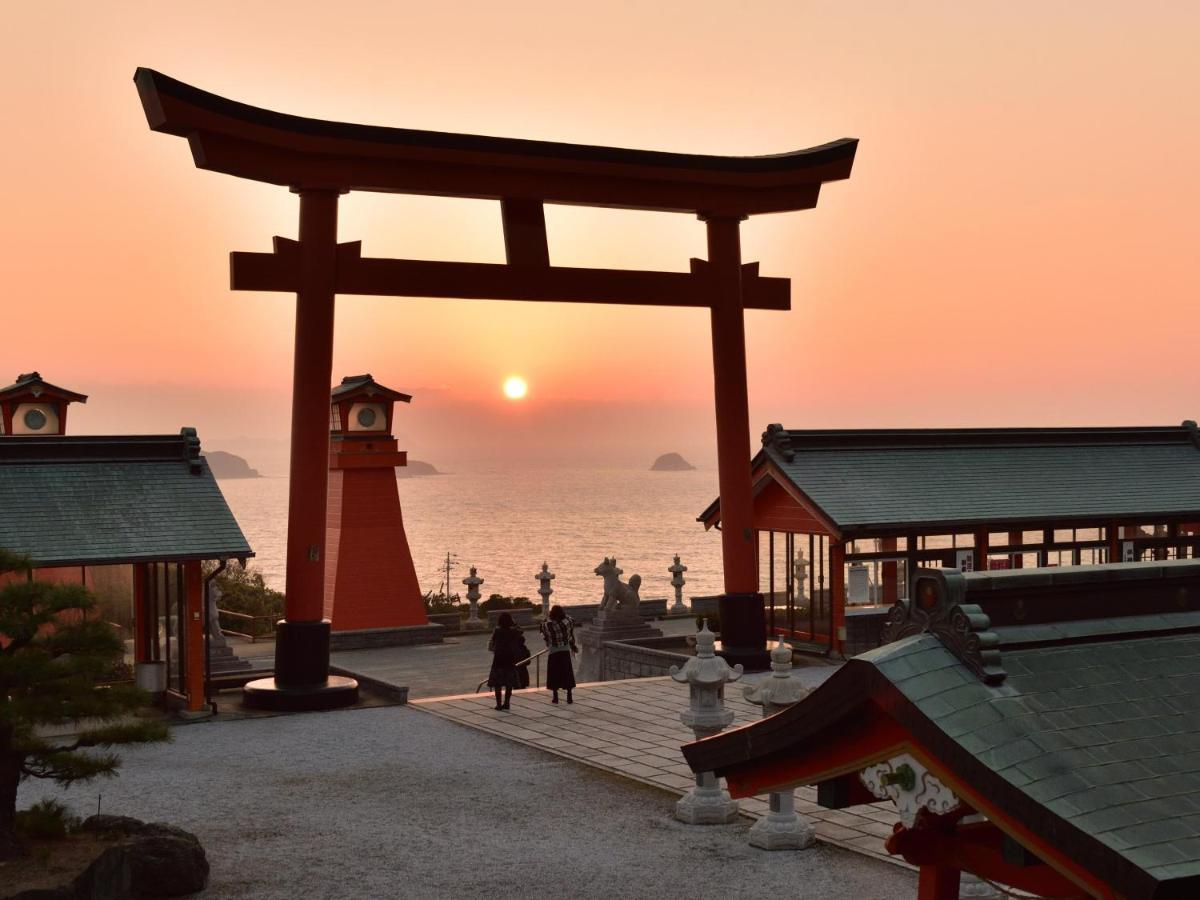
[600,636,691,681]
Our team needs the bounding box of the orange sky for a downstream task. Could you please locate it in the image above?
[3,2,1198,467]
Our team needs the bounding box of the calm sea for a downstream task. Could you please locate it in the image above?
[216,464,728,604]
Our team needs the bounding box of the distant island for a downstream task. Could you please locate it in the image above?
[206,450,261,479]
[650,452,695,472]
[399,460,440,477]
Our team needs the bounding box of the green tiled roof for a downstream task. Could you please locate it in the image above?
[0,433,252,566]
[860,630,1200,890]
[700,424,1200,534]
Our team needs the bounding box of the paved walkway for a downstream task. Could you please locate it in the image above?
[231,618,701,699]
[414,675,904,867]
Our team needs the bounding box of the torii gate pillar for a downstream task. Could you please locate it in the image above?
[244,189,360,710]
[705,216,767,668]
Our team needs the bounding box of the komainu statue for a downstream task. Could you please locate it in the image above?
[594,557,641,615]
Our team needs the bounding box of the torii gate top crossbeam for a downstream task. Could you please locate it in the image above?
[134,68,856,217]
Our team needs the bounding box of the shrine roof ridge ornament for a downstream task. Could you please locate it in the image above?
[883,568,1006,685]
[133,68,857,215]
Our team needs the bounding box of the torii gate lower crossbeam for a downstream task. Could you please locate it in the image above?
[134,68,857,710]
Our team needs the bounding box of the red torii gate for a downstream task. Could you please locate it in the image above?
[134,68,857,709]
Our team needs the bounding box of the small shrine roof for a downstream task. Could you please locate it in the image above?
[331,374,411,404]
[0,432,252,566]
[684,565,1200,898]
[700,423,1200,536]
[0,371,88,403]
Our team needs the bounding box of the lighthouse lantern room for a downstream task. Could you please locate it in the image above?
[0,372,88,436]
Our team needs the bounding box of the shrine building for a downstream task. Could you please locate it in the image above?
[699,423,1200,657]
[684,561,1200,899]
[0,372,252,715]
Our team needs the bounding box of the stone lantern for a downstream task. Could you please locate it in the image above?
[461,566,487,631]
[535,562,555,619]
[742,641,815,850]
[668,555,688,614]
[670,620,743,824]
[793,547,809,603]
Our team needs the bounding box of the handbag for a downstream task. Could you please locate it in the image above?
[515,636,531,689]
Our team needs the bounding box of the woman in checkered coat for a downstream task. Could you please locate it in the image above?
[539,605,578,704]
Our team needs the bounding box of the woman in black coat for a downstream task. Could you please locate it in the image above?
[487,612,527,710]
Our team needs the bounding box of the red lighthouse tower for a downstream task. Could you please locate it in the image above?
[324,375,437,646]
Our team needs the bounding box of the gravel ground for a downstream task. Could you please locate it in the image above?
[22,706,916,899]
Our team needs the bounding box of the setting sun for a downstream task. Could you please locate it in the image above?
[502,376,528,400]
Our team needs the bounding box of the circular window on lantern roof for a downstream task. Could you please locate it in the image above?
[23,408,48,430]
[356,407,378,428]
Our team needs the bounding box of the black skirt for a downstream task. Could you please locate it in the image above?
[488,664,523,689]
[546,650,576,691]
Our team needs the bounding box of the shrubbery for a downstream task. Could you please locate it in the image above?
[15,799,79,841]
[423,591,461,614]
[206,564,284,620]
[0,549,169,858]
[480,593,534,612]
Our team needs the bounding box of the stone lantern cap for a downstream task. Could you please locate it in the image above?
[671,620,743,686]
[744,641,809,709]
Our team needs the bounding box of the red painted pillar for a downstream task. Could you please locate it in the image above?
[133,563,151,664]
[284,188,339,624]
[830,539,846,655]
[704,214,766,668]
[246,186,358,708]
[1008,530,1023,569]
[881,537,899,604]
[183,562,206,712]
[974,528,990,572]
[917,865,961,900]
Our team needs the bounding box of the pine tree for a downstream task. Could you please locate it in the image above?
[0,549,169,858]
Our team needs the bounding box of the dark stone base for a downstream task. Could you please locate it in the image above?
[717,591,770,671]
[329,623,445,650]
[242,675,359,711]
[716,646,773,671]
[275,619,333,685]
